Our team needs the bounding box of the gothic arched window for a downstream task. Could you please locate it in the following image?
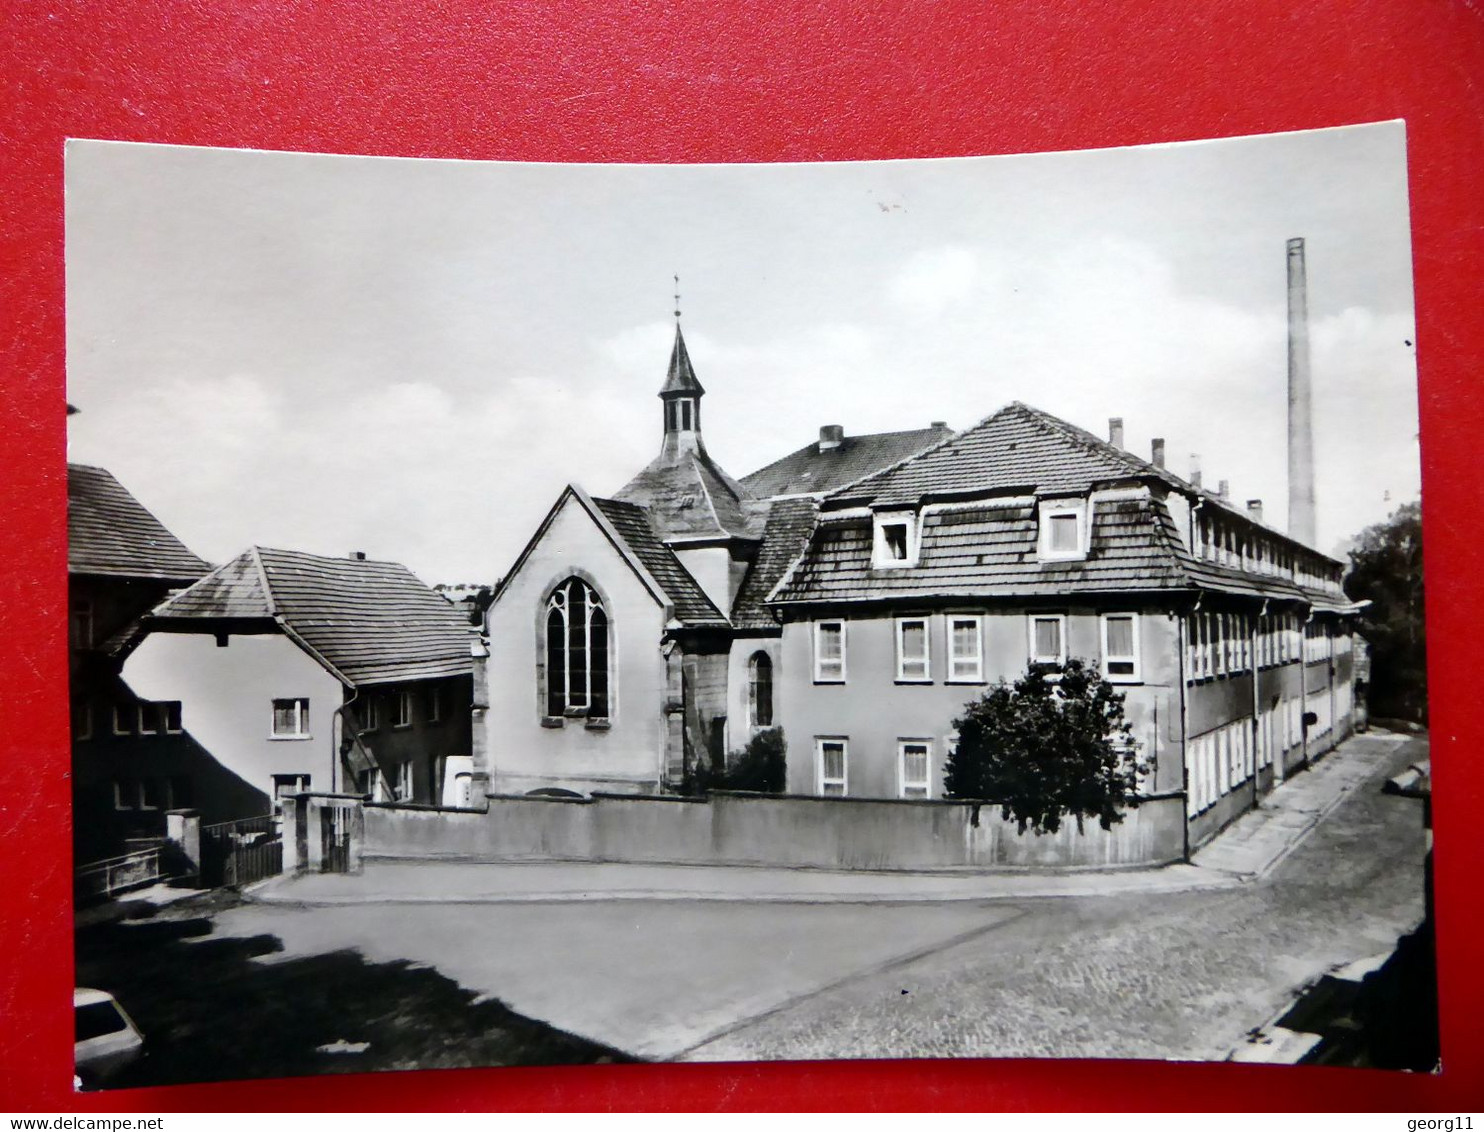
[545,578,610,719]
[748,651,773,728]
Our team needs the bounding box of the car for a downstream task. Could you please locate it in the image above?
[74,987,144,1088]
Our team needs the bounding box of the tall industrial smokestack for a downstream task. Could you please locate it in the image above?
[1287,237,1316,546]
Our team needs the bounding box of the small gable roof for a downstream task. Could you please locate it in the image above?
[590,497,730,626]
[68,464,211,581]
[741,425,953,499]
[149,547,473,686]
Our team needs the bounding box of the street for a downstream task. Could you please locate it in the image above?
[82,731,1429,1075]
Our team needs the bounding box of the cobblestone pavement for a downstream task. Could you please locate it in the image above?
[681,735,1429,1062]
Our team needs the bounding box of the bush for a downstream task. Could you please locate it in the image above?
[944,658,1145,835]
[696,727,787,794]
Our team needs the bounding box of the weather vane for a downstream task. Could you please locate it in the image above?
[673,274,681,322]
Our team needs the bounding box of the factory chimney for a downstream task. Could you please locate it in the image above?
[1287,238,1317,546]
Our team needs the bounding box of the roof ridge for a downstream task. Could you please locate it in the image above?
[248,546,279,617]
[825,405,1013,503]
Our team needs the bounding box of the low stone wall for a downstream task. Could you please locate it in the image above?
[363,789,1187,872]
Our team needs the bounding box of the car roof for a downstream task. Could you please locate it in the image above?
[74,988,116,1006]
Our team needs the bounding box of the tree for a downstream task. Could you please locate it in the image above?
[944,658,1145,835]
[1344,500,1426,723]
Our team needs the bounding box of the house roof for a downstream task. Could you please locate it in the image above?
[770,489,1349,609]
[613,450,764,541]
[148,547,473,686]
[591,497,730,626]
[68,464,211,581]
[740,424,954,500]
[833,401,1340,565]
[730,497,821,629]
[660,324,705,397]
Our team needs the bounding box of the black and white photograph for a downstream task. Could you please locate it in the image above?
[64,121,1434,1088]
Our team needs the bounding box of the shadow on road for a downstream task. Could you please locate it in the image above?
[75,893,633,1089]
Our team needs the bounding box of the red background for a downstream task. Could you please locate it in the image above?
[3,0,1482,1112]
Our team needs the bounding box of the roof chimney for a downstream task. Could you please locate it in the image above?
[1108,417,1125,449]
[1247,499,1264,523]
[930,420,948,430]
[350,551,367,560]
[1287,237,1317,546]
[819,424,845,451]
[1189,453,1202,490]
[1217,479,1230,501]
[1151,438,1165,468]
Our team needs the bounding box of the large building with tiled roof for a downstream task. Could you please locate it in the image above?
[120,546,475,815]
[768,401,1365,848]
[478,325,931,796]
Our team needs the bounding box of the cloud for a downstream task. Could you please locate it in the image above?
[888,246,982,321]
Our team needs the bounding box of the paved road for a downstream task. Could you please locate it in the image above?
[209,733,1427,1063]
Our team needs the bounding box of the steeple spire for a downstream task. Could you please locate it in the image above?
[655,285,705,458]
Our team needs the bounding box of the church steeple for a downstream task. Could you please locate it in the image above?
[658,314,706,460]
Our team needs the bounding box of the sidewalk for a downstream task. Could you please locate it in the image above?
[250,729,1418,908]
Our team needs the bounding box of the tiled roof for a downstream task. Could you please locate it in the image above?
[68,464,211,581]
[613,451,763,541]
[836,403,1180,507]
[772,495,1200,605]
[149,547,473,686]
[730,497,820,629]
[740,425,953,499]
[591,497,730,627]
[769,490,1353,609]
[833,402,1342,566]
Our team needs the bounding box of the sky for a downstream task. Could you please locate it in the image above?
[65,123,1419,585]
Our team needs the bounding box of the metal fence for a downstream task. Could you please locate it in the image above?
[75,845,166,903]
[201,815,283,888]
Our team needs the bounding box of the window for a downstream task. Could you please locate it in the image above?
[363,695,380,731]
[273,774,310,807]
[69,599,93,650]
[1038,500,1087,561]
[426,686,443,723]
[817,738,848,796]
[899,740,931,799]
[813,620,846,682]
[135,701,182,736]
[1029,614,1065,667]
[1101,614,1140,681]
[545,577,610,718]
[947,615,984,682]
[271,697,310,739]
[872,511,919,568]
[112,779,137,811]
[395,760,413,802]
[895,617,931,681]
[392,690,413,728]
[112,702,133,736]
[139,778,163,810]
[747,652,774,727]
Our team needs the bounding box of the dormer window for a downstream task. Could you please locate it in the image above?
[872,511,919,568]
[1038,499,1088,561]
